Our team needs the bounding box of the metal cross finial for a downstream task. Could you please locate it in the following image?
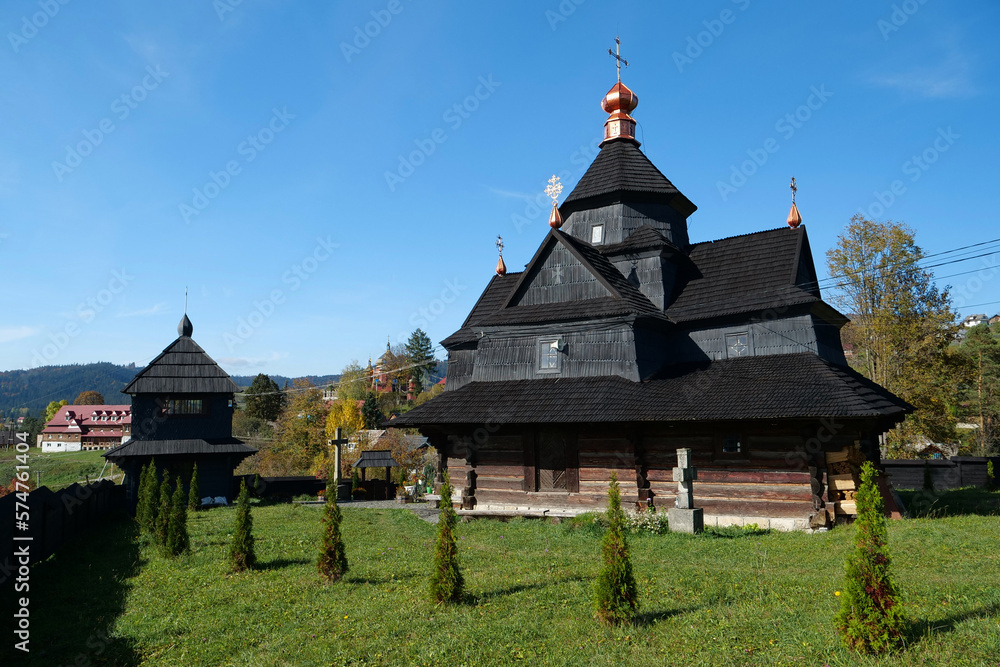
[608,36,628,83]
[184,286,188,314]
[496,235,504,256]
[790,176,797,203]
[545,174,563,205]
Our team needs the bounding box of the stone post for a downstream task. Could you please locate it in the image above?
[667,447,703,534]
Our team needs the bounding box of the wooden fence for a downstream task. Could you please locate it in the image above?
[883,456,1000,491]
[0,480,124,589]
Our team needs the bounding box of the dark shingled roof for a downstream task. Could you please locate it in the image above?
[123,335,241,395]
[666,227,819,323]
[563,140,695,215]
[389,352,911,426]
[600,225,681,256]
[353,449,401,469]
[103,437,256,459]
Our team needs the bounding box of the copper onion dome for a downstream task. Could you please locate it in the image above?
[601,81,639,145]
[787,201,802,228]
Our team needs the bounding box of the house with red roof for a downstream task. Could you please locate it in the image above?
[40,405,132,453]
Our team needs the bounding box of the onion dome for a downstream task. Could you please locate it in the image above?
[495,235,507,276]
[601,81,639,145]
[178,313,193,337]
[787,201,802,229]
[548,202,564,229]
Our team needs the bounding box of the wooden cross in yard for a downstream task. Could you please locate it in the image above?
[327,427,351,485]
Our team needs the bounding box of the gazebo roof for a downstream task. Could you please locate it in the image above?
[353,450,400,469]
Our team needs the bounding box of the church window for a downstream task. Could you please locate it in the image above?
[591,224,604,245]
[537,338,562,373]
[725,332,750,358]
[722,433,742,454]
[166,398,206,415]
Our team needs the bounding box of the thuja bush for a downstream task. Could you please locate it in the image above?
[155,470,172,547]
[135,462,150,528]
[429,471,463,604]
[230,480,256,572]
[987,460,995,492]
[594,471,639,625]
[317,482,349,583]
[165,478,190,557]
[188,463,200,512]
[138,459,160,536]
[836,461,906,654]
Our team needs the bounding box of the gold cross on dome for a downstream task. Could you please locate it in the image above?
[790,176,798,203]
[608,35,628,83]
[545,175,563,205]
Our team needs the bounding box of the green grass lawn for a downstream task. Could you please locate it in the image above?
[0,448,115,491]
[3,495,999,666]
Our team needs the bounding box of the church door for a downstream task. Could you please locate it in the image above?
[537,428,568,491]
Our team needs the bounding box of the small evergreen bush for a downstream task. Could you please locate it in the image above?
[835,461,906,654]
[594,471,639,625]
[188,463,200,512]
[429,471,463,604]
[987,460,995,492]
[139,459,160,536]
[230,480,256,572]
[155,470,172,547]
[135,462,150,528]
[318,482,349,582]
[165,478,190,557]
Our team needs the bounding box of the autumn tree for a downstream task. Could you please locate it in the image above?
[958,323,1000,455]
[270,379,330,476]
[74,390,105,405]
[405,329,436,394]
[244,373,286,421]
[826,217,959,451]
[44,399,68,422]
[335,361,370,403]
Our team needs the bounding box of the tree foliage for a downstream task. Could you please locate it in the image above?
[317,482,349,583]
[44,399,68,422]
[335,361,369,403]
[188,463,201,512]
[230,480,256,572]
[165,479,190,557]
[155,470,172,547]
[244,373,286,422]
[268,379,330,476]
[430,471,463,604]
[827,217,959,450]
[594,471,638,625]
[957,323,1000,455]
[361,392,384,430]
[138,459,160,536]
[73,390,105,405]
[405,329,436,394]
[836,462,906,654]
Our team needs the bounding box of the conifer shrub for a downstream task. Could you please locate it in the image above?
[140,459,160,536]
[155,470,172,547]
[230,480,256,572]
[987,460,995,492]
[836,461,906,654]
[594,471,639,625]
[135,462,150,528]
[317,482,349,583]
[166,479,190,557]
[188,463,200,512]
[429,471,463,604]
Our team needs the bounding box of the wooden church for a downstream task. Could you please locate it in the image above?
[390,66,911,530]
[104,314,257,507]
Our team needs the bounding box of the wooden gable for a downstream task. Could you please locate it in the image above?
[506,232,614,307]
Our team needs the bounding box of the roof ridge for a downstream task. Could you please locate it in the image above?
[691,226,801,247]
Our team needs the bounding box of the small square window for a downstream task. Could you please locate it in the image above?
[726,332,749,358]
[591,224,604,245]
[722,433,742,454]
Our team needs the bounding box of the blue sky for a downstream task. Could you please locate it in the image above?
[2,1,998,377]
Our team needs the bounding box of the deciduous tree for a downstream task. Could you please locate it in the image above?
[958,323,1000,455]
[73,390,105,405]
[44,399,68,422]
[827,217,959,450]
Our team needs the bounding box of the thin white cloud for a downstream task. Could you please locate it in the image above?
[0,326,37,344]
[116,303,168,318]
[870,52,977,99]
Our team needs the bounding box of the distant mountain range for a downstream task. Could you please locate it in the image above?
[0,363,339,417]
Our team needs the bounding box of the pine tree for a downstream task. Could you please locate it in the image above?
[188,463,200,512]
[166,479,190,557]
[317,482,349,582]
[140,459,161,536]
[836,461,906,654]
[135,462,150,527]
[594,471,639,625]
[230,479,256,572]
[429,471,463,604]
[155,471,172,547]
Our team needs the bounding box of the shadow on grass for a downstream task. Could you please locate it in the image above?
[635,606,700,626]
[465,575,588,605]
[907,602,1000,645]
[702,525,771,539]
[345,571,420,585]
[0,514,144,666]
[258,557,312,571]
[898,487,1000,518]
